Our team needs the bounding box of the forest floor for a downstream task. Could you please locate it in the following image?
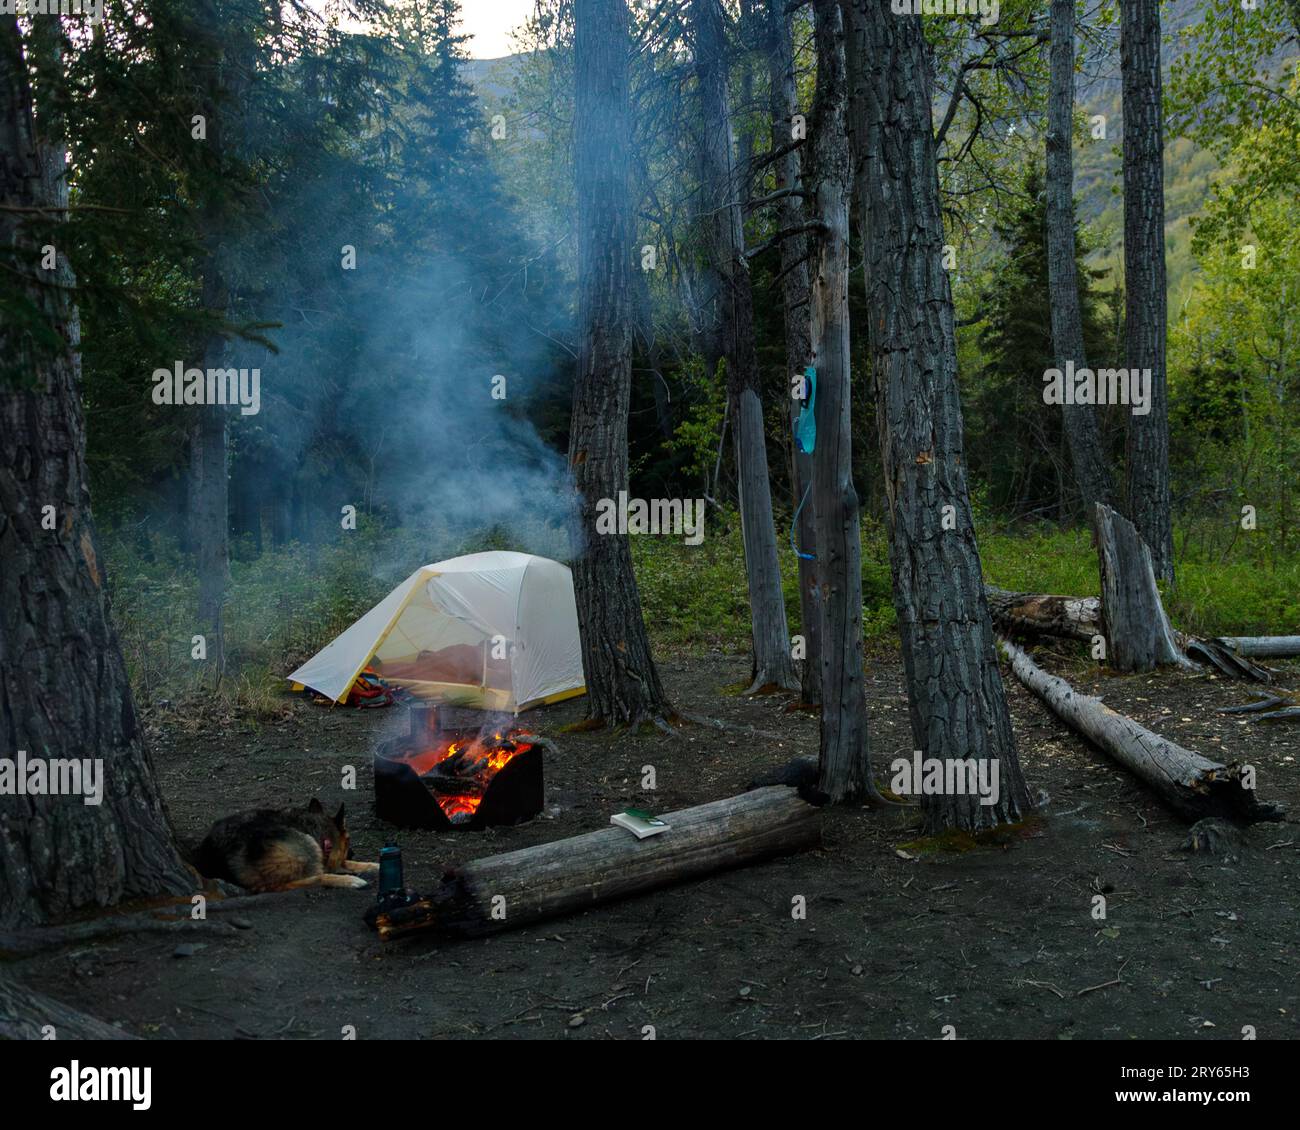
[13,647,1300,1040]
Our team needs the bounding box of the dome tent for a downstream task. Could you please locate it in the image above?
[288,552,585,713]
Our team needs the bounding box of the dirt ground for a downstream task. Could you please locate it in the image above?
[14,646,1300,1040]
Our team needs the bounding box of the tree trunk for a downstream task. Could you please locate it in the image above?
[632,264,674,442]
[0,18,192,926]
[767,0,821,706]
[849,0,1031,833]
[189,395,229,675]
[806,0,874,803]
[694,0,797,694]
[985,586,1101,642]
[1002,641,1283,824]
[1120,0,1173,582]
[372,786,822,940]
[189,2,234,677]
[0,974,138,1040]
[1094,503,1190,672]
[1217,637,1300,659]
[570,0,672,727]
[1046,0,1112,515]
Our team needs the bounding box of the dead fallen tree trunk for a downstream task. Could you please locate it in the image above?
[1216,636,1300,659]
[1001,639,1283,823]
[1219,689,1300,723]
[372,786,821,941]
[1181,637,1275,682]
[985,586,1100,641]
[0,974,137,1039]
[986,588,1279,683]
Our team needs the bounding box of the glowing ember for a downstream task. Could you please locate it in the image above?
[395,729,534,823]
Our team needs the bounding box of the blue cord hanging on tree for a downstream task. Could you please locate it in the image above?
[791,366,816,562]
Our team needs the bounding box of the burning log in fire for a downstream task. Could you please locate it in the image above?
[373,706,547,829]
[412,731,535,824]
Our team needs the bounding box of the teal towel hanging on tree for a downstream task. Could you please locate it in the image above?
[795,366,816,454]
[791,366,816,561]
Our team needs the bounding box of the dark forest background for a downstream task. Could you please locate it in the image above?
[19,0,1297,710]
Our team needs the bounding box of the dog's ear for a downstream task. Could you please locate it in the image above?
[307,798,323,814]
[334,803,346,829]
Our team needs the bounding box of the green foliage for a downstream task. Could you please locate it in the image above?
[633,511,896,654]
[1168,186,1300,580]
[1167,2,1300,249]
[665,355,727,485]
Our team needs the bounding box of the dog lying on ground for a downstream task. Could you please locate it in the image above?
[195,799,379,892]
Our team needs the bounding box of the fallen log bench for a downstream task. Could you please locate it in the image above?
[370,786,822,941]
[1000,639,1284,824]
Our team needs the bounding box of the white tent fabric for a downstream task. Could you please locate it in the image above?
[287,551,585,712]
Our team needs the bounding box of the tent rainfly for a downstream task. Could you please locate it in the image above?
[288,551,586,713]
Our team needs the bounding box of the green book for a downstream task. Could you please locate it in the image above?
[610,808,670,839]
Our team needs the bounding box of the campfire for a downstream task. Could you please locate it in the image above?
[373,704,545,829]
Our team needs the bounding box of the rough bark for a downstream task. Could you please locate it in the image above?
[372,786,822,940]
[189,398,229,675]
[851,0,1031,833]
[1216,637,1300,659]
[1219,689,1300,723]
[1120,0,1173,582]
[570,0,672,727]
[767,0,821,705]
[985,586,1101,642]
[694,0,797,694]
[985,585,1277,682]
[1094,503,1191,672]
[1180,637,1274,683]
[1046,0,1112,514]
[632,264,674,442]
[189,1,234,677]
[1002,641,1284,824]
[0,974,137,1040]
[806,0,874,803]
[0,18,192,926]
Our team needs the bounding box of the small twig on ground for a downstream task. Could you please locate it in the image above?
[1025,980,1067,999]
[1076,959,1131,997]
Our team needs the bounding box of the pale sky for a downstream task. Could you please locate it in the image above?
[457,0,538,59]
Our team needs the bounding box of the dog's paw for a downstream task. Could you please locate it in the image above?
[353,861,381,873]
[343,875,370,889]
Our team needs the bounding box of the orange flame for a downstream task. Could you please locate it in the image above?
[396,729,534,823]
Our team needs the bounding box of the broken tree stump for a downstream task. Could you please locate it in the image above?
[983,586,1280,684]
[1094,503,1192,672]
[372,785,822,941]
[985,586,1101,641]
[1000,640,1283,823]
